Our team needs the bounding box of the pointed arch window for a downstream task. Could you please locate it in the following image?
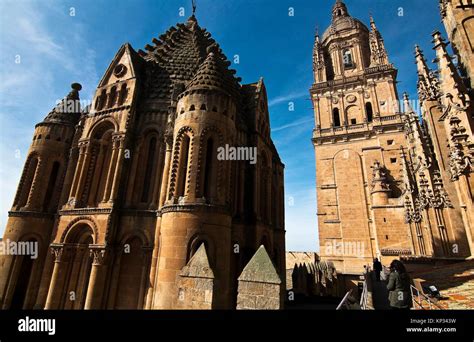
[333,108,341,127]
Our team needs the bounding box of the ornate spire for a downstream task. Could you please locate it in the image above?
[415,45,440,103]
[313,26,324,68]
[368,15,388,66]
[432,30,470,109]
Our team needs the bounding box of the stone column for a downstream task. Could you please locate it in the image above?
[45,245,68,310]
[84,247,109,310]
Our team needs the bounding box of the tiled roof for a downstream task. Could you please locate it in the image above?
[140,15,239,102]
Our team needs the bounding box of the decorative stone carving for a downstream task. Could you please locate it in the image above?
[90,247,109,266]
[370,160,390,192]
[346,94,357,103]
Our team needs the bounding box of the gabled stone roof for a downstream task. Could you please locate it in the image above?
[238,245,281,284]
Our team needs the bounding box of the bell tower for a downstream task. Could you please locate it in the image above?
[311,1,412,274]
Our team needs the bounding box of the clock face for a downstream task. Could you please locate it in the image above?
[113,63,127,77]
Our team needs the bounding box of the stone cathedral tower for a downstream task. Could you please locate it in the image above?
[312,0,410,274]
[312,0,473,277]
[0,13,285,310]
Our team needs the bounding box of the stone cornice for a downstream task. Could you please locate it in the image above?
[160,203,230,215]
[8,211,55,219]
[59,208,113,216]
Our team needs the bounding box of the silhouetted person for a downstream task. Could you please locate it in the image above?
[373,258,382,282]
[387,260,412,310]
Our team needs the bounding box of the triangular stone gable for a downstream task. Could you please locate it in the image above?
[180,243,214,279]
[238,245,281,284]
[98,43,141,88]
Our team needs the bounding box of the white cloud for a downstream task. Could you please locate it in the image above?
[268,90,308,107]
[272,116,313,132]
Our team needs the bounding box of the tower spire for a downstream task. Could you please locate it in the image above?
[368,14,389,66]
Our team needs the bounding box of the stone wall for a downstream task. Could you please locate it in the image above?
[176,243,214,309]
[236,245,282,310]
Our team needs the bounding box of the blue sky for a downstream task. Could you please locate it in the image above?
[0,0,445,251]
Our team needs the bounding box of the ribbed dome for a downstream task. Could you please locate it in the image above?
[181,51,241,98]
[41,83,82,126]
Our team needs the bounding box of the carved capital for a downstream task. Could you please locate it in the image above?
[89,247,109,266]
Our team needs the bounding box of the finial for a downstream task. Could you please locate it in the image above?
[414,44,423,56]
[431,30,446,47]
[192,0,196,15]
[403,92,410,102]
[71,83,82,91]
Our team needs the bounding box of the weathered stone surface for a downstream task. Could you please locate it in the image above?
[236,246,283,310]
[238,245,281,284]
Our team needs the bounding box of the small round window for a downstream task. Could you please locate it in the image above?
[113,64,127,77]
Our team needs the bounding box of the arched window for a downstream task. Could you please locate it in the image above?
[107,86,117,108]
[15,156,39,208]
[177,135,191,198]
[366,102,373,122]
[43,161,60,212]
[86,122,115,206]
[118,83,128,106]
[141,137,157,203]
[96,89,107,110]
[343,49,353,68]
[200,104,207,111]
[333,108,341,127]
[203,137,216,200]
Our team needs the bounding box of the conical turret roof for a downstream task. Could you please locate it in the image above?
[181,51,241,98]
[40,83,82,126]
